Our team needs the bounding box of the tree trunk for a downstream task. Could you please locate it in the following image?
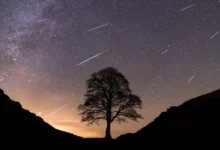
[105,121,112,140]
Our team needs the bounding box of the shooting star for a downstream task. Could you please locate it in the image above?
[36,18,50,23]
[210,30,220,39]
[0,74,6,82]
[188,74,195,83]
[180,4,195,11]
[0,77,5,82]
[45,104,68,118]
[161,50,169,55]
[88,23,110,32]
[75,50,108,67]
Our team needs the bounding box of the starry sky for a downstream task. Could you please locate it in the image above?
[0,0,220,138]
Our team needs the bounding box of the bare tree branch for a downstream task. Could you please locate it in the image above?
[77,67,144,139]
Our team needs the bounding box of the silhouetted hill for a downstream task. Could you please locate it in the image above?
[0,89,83,150]
[3,88,220,149]
[117,89,220,148]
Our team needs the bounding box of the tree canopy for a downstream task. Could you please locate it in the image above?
[78,67,143,139]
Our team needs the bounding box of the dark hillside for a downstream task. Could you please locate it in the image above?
[0,89,83,150]
[117,89,220,148]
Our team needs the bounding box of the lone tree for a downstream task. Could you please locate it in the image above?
[78,67,143,139]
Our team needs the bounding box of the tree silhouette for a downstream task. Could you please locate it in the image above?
[78,67,143,139]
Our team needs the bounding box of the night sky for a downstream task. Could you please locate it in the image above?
[0,0,220,138]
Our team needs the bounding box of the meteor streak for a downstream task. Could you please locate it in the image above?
[45,104,68,118]
[75,50,108,67]
[88,23,110,32]
[180,4,195,11]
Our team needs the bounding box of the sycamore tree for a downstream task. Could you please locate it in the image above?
[78,67,143,139]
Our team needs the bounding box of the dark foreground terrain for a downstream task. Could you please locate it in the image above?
[117,89,220,148]
[1,88,220,149]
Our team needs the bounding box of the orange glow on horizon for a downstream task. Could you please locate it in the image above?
[5,90,168,139]
[51,124,102,138]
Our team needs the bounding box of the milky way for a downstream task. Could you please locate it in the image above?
[1,0,220,138]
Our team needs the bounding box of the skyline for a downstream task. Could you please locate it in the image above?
[0,0,220,138]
